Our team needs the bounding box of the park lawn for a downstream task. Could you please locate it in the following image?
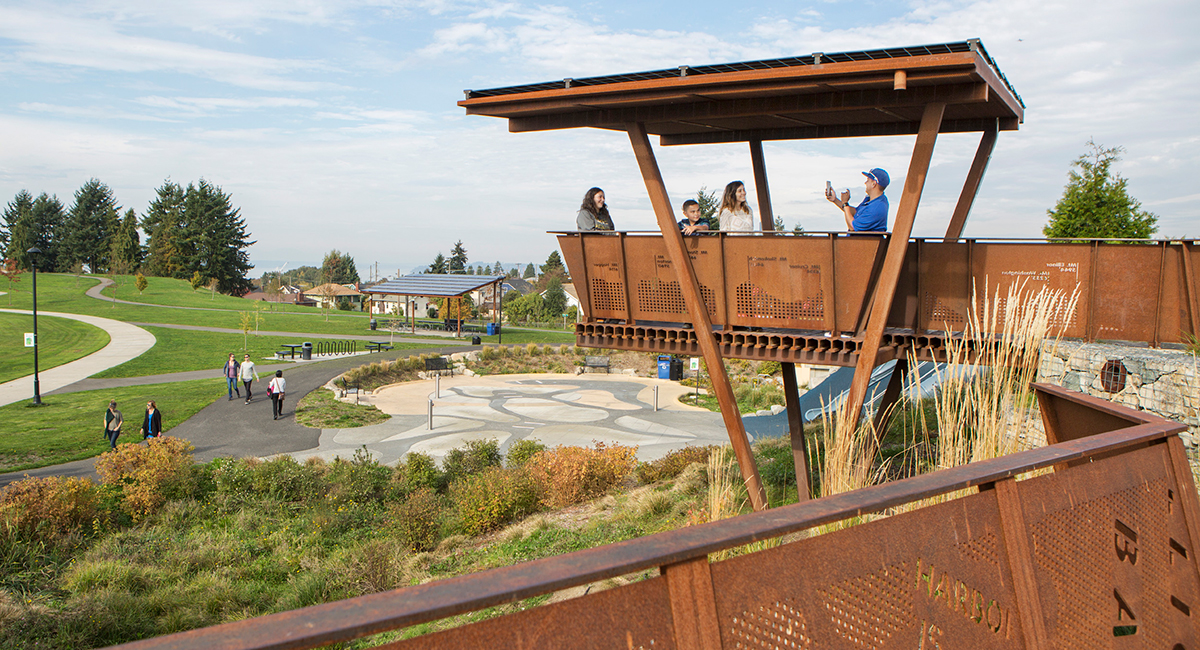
[0,312,110,383]
[0,378,223,473]
[478,328,576,345]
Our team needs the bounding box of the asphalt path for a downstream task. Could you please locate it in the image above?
[0,346,458,486]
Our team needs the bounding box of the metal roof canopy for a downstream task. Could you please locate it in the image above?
[460,39,1024,511]
[459,39,1023,145]
[362,274,504,298]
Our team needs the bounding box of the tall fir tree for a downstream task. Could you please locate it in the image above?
[540,250,565,276]
[492,261,503,275]
[2,190,34,265]
[142,180,186,277]
[1044,141,1158,239]
[523,262,535,279]
[448,240,468,274]
[31,193,67,272]
[110,208,143,273]
[180,179,254,295]
[427,253,448,274]
[321,250,360,284]
[62,179,120,273]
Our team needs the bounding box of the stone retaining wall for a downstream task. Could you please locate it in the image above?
[1038,340,1199,444]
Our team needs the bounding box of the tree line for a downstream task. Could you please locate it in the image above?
[1,178,255,294]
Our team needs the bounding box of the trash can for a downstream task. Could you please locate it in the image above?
[669,356,683,381]
[471,335,482,345]
[301,342,312,360]
[369,319,377,331]
[486,322,496,336]
[657,355,671,379]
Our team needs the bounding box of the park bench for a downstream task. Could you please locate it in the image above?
[365,342,394,353]
[584,356,610,373]
[424,356,452,376]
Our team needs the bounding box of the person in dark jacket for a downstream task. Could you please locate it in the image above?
[103,400,123,449]
[140,400,163,440]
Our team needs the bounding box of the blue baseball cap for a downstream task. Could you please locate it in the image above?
[862,168,890,190]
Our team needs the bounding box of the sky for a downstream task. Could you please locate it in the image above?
[1,0,1197,279]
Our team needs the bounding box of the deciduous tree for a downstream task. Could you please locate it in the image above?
[0,259,21,306]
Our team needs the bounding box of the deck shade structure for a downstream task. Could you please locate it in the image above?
[460,39,1027,510]
[362,274,504,336]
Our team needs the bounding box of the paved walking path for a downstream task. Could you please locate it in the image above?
[128,321,469,345]
[0,309,157,408]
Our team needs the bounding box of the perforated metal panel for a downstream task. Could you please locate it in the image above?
[637,278,717,317]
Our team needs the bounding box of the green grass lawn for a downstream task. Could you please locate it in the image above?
[0,312,111,383]
[0,378,224,473]
[91,327,433,378]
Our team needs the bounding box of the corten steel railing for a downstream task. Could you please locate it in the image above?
[557,233,1200,365]
[109,384,1200,649]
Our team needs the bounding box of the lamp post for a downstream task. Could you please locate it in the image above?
[27,246,42,405]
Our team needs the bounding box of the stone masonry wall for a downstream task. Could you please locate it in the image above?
[1037,340,1200,445]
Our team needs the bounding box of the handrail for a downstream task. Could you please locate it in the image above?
[106,387,1187,650]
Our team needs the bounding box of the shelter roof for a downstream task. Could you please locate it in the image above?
[459,39,1022,145]
[304,283,363,297]
[362,274,504,297]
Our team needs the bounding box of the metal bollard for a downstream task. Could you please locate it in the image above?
[435,374,440,398]
[654,385,659,412]
[428,399,434,430]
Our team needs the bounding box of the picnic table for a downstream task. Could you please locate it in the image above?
[281,343,303,359]
[365,341,394,353]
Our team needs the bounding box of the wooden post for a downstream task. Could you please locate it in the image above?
[944,122,997,241]
[749,140,775,231]
[781,362,811,501]
[628,122,768,511]
[841,102,945,429]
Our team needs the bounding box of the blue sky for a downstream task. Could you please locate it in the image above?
[1,0,1197,277]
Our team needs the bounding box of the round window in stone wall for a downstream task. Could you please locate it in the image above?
[1100,360,1127,393]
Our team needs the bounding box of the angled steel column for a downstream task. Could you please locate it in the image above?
[944,121,997,241]
[628,122,768,511]
[749,140,775,231]
[781,365,811,501]
[842,102,945,428]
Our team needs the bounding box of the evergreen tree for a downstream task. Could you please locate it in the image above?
[697,186,719,224]
[142,180,186,278]
[449,240,468,274]
[30,194,67,271]
[427,253,448,274]
[180,179,255,295]
[2,190,33,266]
[1044,141,1158,239]
[507,267,519,278]
[543,276,567,317]
[523,263,535,279]
[540,250,565,276]
[492,261,503,275]
[321,250,360,284]
[110,208,143,272]
[62,179,120,273]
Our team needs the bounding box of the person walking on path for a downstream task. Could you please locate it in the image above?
[223,353,241,400]
[103,401,123,449]
[140,400,163,440]
[268,370,287,420]
[239,354,260,404]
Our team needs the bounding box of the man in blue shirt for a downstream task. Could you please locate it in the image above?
[825,167,890,232]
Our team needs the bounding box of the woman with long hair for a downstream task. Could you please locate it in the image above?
[139,400,162,440]
[575,187,614,231]
[716,181,755,232]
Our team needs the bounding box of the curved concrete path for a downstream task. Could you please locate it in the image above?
[0,309,156,407]
[289,373,730,467]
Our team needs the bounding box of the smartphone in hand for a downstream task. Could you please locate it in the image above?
[825,180,833,198]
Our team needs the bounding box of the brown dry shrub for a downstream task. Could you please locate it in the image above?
[635,446,717,484]
[94,437,195,520]
[0,475,97,541]
[526,442,637,508]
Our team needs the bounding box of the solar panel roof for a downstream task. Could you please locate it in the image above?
[362,274,505,297]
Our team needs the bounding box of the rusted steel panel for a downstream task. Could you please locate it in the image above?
[711,489,1025,648]
[1090,243,1164,343]
[580,234,629,321]
[720,236,835,330]
[967,242,1091,338]
[1013,442,1200,648]
[376,575,675,650]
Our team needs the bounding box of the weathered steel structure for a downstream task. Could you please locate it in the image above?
[458,39,1199,510]
[108,386,1200,649]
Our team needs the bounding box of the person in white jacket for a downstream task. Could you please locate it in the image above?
[716,180,755,232]
[239,354,260,404]
[268,370,287,420]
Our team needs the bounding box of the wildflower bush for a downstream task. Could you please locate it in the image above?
[0,476,98,542]
[395,452,444,494]
[450,467,539,535]
[326,448,391,503]
[94,437,196,520]
[505,438,546,467]
[526,442,637,508]
[635,446,716,484]
[391,488,442,551]
[442,439,502,483]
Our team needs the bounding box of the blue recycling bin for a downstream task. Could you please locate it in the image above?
[486,322,496,336]
[657,355,671,379]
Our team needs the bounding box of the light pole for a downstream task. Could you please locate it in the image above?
[27,246,42,405]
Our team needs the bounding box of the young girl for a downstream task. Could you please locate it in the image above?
[575,187,614,231]
[716,181,755,232]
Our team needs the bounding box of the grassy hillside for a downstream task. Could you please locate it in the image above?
[0,313,110,383]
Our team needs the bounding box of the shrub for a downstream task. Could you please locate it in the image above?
[526,343,540,356]
[558,344,570,355]
[506,438,546,467]
[754,438,797,487]
[397,452,444,493]
[734,383,785,413]
[0,476,98,542]
[250,456,327,502]
[391,488,442,552]
[526,443,637,508]
[480,345,501,361]
[635,446,716,484]
[450,467,539,536]
[443,439,502,484]
[327,448,391,503]
[94,437,195,520]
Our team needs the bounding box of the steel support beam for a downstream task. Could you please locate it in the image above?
[627,121,768,511]
[944,121,997,241]
[842,102,945,429]
[749,140,775,232]
[781,363,811,502]
[870,358,909,440]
